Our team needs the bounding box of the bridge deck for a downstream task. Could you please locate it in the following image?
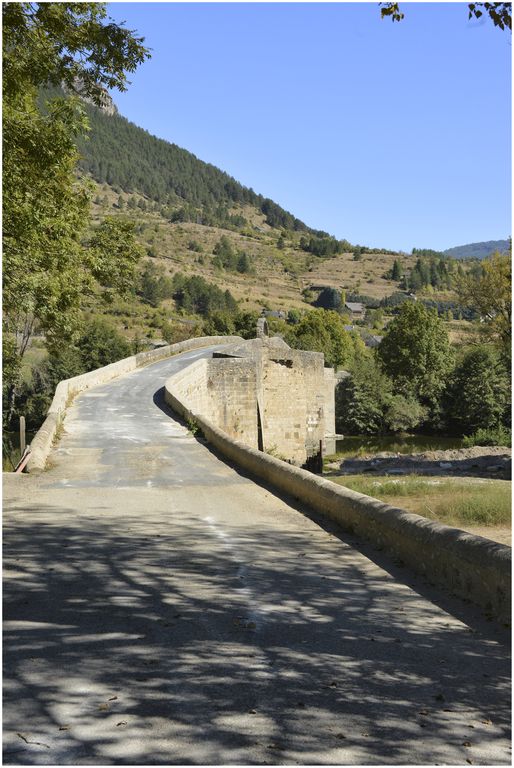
[3,347,511,765]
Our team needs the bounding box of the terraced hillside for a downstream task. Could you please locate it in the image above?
[67,94,488,349]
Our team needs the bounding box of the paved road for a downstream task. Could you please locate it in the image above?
[3,347,511,765]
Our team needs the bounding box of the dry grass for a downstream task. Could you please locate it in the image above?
[89,181,478,340]
[447,319,485,345]
[300,251,407,299]
[329,474,511,529]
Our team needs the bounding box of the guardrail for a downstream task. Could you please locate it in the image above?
[165,367,511,624]
[26,336,242,473]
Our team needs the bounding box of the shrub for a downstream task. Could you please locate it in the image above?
[384,395,427,434]
[462,427,512,448]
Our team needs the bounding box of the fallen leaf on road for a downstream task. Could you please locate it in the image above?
[98,704,109,711]
[58,726,70,731]
[108,696,118,701]
[116,722,127,727]
[462,741,472,747]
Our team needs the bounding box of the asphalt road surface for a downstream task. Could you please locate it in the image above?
[3,346,511,765]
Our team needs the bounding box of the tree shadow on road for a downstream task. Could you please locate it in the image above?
[3,495,511,765]
[162,409,511,638]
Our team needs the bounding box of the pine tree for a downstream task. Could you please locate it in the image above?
[391,259,402,281]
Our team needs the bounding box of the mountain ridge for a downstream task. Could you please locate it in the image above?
[443,239,510,261]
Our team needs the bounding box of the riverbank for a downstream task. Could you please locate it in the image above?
[325,446,511,479]
[325,473,511,546]
[324,447,512,547]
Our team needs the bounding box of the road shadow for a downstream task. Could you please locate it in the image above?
[151,387,511,637]
[3,498,511,765]
[152,386,177,421]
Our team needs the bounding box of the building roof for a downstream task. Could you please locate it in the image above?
[345,302,364,313]
[263,310,286,319]
[364,335,383,348]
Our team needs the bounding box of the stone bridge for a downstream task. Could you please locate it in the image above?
[3,338,511,765]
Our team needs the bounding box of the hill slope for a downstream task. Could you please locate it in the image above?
[443,239,510,261]
[76,100,327,235]
[74,97,474,348]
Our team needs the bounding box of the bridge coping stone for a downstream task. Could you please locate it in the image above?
[165,364,511,624]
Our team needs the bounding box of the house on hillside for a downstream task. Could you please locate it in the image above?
[344,301,364,320]
[262,309,287,320]
[364,334,383,349]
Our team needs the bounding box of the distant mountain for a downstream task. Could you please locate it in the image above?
[443,240,510,261]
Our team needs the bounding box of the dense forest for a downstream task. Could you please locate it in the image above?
[76,102,259,208]
[71,94,323,235]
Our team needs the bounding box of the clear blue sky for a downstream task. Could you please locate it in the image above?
[106,2,511,252]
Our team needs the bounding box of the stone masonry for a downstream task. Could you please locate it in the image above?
[210,335,335,466]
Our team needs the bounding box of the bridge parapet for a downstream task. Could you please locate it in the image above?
[169,336,335,466]
[164,371,511,623]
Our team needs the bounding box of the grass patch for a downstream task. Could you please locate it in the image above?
[329,474,511,527]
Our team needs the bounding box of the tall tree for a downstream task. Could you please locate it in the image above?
[336,354,393,435]
[3,3,149,422]
[3,3,148,101]
[444,346,510,435]
[313,287,343,311]
[377,301,454,406]
[286,309,362,370]
[391,259,402,281]
[457,251,511,361]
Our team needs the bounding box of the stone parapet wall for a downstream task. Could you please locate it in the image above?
[212,337,334,465]
[164,372,511,623]
[163,359,211,415]
[206,358,259,446]
[259,349,323,463]
[260,354,308,462]
[163,356,259,447]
